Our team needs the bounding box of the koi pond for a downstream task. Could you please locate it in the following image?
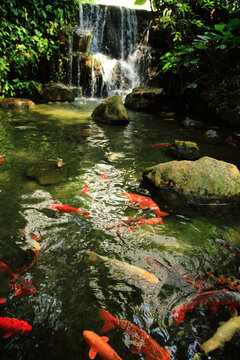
[0,99,240,360]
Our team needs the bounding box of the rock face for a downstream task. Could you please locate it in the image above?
[38,83,74,103]
[26,161,68,185]
[142,157,240,213]
[125,86,166,111]
[91,95,129,125]
[171,140,200,160]
[0,98,35,109]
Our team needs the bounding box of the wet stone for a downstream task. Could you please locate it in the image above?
[26,161,68,185]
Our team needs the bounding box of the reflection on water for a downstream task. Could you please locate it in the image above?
[0,101,240,359]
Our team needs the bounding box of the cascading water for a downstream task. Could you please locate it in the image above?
[68,3,151,98]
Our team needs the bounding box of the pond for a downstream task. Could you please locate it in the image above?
[0,99,239,360]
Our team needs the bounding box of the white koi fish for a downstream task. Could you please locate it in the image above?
[88,252,158,284]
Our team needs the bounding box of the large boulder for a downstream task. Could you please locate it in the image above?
[38,83,74,103]
[125,86,165,111]
[26,161,68,185]
[0,98,35,109]
[142,157,240,213]
[91,95,129,125]
[72,27,93,53]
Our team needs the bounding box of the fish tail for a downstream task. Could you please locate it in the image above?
[98,309,117,333]
[88,252,100,262]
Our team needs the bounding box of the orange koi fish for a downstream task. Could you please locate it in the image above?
[171,290,240,325]
[81,184,89,195]
[83,330,122,360]
[99,309,171,360]
[0,299,6,304]
[17,250,40,276]
[48,203,91,219]
[151,143,172,148]
[0,158,5,164]
[122,217,164,226]
[100,173,109,179]
[0,261,36,296]
[0,317,32,338]
[204,268,240,293]
[121,193,167,218]
[57,158,64,167]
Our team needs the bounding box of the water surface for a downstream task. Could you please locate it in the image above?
[0,99,239,359]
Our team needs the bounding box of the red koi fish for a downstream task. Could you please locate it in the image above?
[83,330,122,360]
[0,299,6,304]
[0,158,5,164]
[81,184,89,195]
[121,193,167,218]
[225,135,237,146]
[100,173,109,179]
[48,204,91,219]
[215,238,240,258]
[17,250,40,276]
[0,317,32,338]
[122,217,164,226]
[171,290,240,325]
[104,221,136,234]
[151,143,172,148]
[0,261,36,296]
[99,309,171,360]
[204,268,240,293]
[20,228,41,242]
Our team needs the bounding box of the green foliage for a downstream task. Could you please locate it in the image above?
[0,0,89,98]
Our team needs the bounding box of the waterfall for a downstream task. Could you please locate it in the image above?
[68,3,151,98]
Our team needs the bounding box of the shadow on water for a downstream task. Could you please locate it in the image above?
[0,100,240,359]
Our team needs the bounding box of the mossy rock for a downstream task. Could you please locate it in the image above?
[142,156,240,213]
[38,83,74,103]
[125,86,165,111]
[171,140,201,160]
[26,161,68,185]
[91,95,129,125]
[0,98,35,109]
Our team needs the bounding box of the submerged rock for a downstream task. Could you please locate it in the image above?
[26,161,68,185]
[91,95,129,125]
[142,156,240,213]
[182,117,203,129]
[125,86,165,111]
[201,129,222,144]
[0,98,35,109]
[171,140,200,160]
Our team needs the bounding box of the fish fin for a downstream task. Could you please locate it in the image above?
[14,288,23,296]
[210,305,218,313]
[4,332,13,338]
[88,252,99,262]
[99,309,117,333]
[229,304,238,316]
[131,200,135,206]
[101,336,109,343]
[130,227,136,232]
[139,204,146,209]
[130,346,141,354]
[89,348,97,359]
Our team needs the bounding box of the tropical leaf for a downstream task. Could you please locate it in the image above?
[134,0,147,5]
